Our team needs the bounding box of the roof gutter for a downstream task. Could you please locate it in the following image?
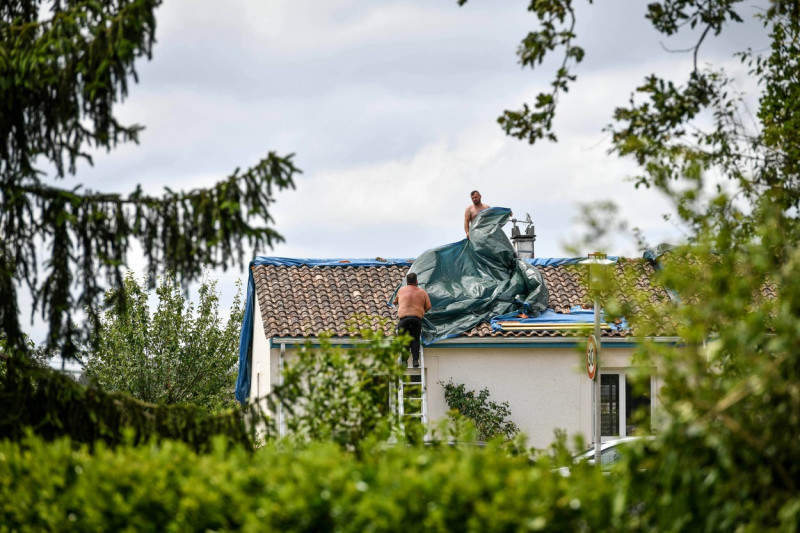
[270,335,683,349]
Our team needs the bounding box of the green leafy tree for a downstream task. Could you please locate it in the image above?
[441,380,519,442]
[614,5,800,529]
[464,0,800,528]
[0,332,54,379]
[0,1,299,360]
[83,271,244,413]
[265,319,411,449]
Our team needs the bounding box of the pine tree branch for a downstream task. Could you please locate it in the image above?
[1,152,299,358]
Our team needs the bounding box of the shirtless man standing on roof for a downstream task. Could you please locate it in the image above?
[393,272,432,368]
[464,190,490,239]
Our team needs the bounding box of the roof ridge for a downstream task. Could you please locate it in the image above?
[251,256,628,268]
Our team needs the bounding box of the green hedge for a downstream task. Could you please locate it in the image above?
[0,357,263,452]
[0,435,623,532]
[4,433,800,531]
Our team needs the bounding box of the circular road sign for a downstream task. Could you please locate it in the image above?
[587,334,598,380]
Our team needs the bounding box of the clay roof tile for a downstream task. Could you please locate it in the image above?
[252,261,661,340]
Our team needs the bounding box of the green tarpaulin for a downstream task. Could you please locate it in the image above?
[391,207,549,344]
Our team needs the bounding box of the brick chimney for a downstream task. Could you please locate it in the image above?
[510,213,536,258]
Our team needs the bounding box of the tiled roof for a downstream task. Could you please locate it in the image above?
[252,258,670,340]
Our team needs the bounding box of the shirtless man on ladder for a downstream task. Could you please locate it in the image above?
[393,272,431,368]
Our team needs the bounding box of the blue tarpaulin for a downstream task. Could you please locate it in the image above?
[490,305,627,331]
[524,257,618,267]
[389,207,549,344]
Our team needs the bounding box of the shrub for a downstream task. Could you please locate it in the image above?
[0,433,619,532]
[441,380,519,442]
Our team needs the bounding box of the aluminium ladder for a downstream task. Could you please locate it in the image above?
[394,344,428,433]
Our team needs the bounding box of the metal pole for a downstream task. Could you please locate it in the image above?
[279,342,286,438]
[581,252,612,468]
[594,291,602,467]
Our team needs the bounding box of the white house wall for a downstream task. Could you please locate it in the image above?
[424,346,582,450]
[424,345,649,450]
[249,302,271,409]
[253,339,653,451]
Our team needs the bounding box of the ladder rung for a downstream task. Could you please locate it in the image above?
[395,346,426,431]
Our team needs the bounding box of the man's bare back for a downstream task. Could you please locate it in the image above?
[393,284,431,319]
[464,190,490,238]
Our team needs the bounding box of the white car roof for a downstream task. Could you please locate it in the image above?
[575,436,649,459]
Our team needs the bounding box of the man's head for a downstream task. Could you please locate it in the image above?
[406,272,418,285]
[470,190,481,205]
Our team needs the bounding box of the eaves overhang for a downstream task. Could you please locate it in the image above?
[269,335,683,349]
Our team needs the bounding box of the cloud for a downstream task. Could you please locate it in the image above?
[264,50,714,260]
[20,1,772,344]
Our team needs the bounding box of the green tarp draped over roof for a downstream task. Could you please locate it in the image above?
[391,207,549,344]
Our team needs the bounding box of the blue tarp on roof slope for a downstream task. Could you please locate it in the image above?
[490,306,628,331]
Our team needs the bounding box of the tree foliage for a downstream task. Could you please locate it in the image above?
[615,5,800,528]
[441,380,519,442]
[463,0,800,528]
[0,434,613,532]
[0,0,300,360]
[1,315,414,453]
[0,356,263,452]
[265,321,412,449]
[82,271,243,413]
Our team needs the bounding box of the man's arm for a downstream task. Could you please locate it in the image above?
[423,291,432,313]
[464,208,471,237]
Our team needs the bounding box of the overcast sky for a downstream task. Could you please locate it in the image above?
[29,1,771,344]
